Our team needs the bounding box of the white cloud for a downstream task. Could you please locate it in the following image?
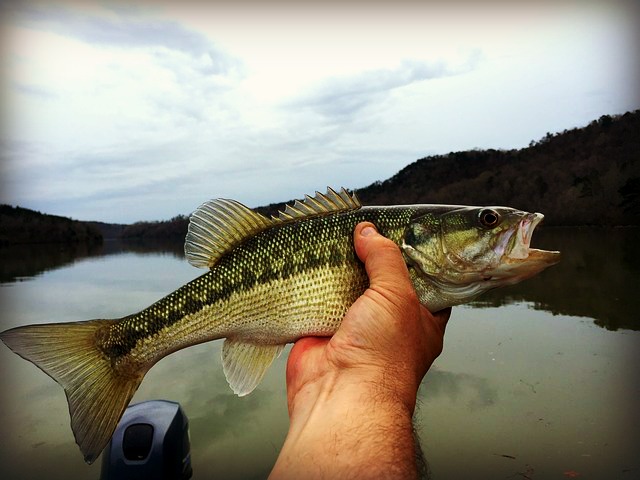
[1,0,638,222]
[286,53,482,120]
[11,1,213,54]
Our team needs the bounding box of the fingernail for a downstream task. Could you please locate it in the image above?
[361,225,377,237]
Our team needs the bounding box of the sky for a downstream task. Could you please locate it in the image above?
[1,0,638,224]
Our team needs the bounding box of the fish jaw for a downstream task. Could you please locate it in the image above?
[507,212,543,259]
[487,213,560,285]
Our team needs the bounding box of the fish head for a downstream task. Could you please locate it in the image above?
[402,206,560,309]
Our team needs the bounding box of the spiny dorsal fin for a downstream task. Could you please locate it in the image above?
[185,188,360,269]
[185,198,273,269]
[273,187,361,222]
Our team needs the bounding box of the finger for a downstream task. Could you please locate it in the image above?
[285,337,328,413]
[353,222,413,294]
[287,337,327,384]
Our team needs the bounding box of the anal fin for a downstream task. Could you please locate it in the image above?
[222,339,284,396]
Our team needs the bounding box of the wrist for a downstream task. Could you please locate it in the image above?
[296,370,414,422]
[271,372,420,480]
[288,367,417,426]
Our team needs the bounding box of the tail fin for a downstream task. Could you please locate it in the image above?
[1,320,145,464]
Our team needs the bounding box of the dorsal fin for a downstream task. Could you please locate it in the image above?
[184,188,361,269]
[273,187,361,222]
[185,198,273,269]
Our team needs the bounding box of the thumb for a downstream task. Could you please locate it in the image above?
[353,222,413,295]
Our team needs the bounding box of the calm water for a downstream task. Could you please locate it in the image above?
[0,228,638,480]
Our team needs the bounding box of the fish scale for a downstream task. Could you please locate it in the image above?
[0,187,560,464]
[101,205,415,361]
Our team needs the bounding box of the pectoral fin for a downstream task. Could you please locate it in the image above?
[221,339,285,396]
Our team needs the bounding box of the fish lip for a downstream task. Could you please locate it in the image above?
[503,213,560,266]
[507,212,541,259]
[525,247,561,265]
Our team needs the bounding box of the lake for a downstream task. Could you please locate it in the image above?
[0,228,638,480]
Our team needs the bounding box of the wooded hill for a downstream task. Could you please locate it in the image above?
[1,110,638,244]
[0,205,102,246]
[261,110,640,226]
[356,110,640,225]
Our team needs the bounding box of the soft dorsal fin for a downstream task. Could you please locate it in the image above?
[274,187,361,222]
[185,198,273,269]
[185,188,361,269]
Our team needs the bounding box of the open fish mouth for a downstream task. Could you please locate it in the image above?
[504,213,560,265]
[479,213,560,286]
[508,213,543,260]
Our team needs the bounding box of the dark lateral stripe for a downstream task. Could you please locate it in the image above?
[100,207,417,357]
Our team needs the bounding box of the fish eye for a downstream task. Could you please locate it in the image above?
[479,209,500,228]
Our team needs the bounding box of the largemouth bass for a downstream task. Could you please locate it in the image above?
[1,188,559,463]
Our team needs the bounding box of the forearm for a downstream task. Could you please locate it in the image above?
[270,374,422,480]
[270,226,448,479]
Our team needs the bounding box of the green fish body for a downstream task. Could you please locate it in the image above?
[0,188,559,463]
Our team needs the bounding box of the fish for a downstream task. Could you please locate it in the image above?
[0,187,560,463]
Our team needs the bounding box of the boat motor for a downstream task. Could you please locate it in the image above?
[100,400,192,480]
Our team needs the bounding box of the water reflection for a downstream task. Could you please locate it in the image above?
[421,369,498,411]
[0,238,185,283]
[0,229,638,480]
[0,242,103,283]
[473,227,640,330]
[3,228,638,330]
[122,324,290,480]
[419,304,640,480]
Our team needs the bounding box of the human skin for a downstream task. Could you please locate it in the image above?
[269,222,452,480]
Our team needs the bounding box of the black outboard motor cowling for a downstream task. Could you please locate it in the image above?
[100,400,192,480]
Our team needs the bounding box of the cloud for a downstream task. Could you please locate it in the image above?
[8,1,245,85]
[3,1,636,224]
[420,368,498,411]
[3,2,247,201]
[289,52,482,119]
[13,2,208,55]
[11,82,58,100]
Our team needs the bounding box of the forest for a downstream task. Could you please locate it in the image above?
[118,215,189,240]
[260,110,640,226]
[1,110,638,244]
[0,205,102,246]
[358,111,640,225]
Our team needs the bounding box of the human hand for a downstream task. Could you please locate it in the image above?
[270,222,451,479]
